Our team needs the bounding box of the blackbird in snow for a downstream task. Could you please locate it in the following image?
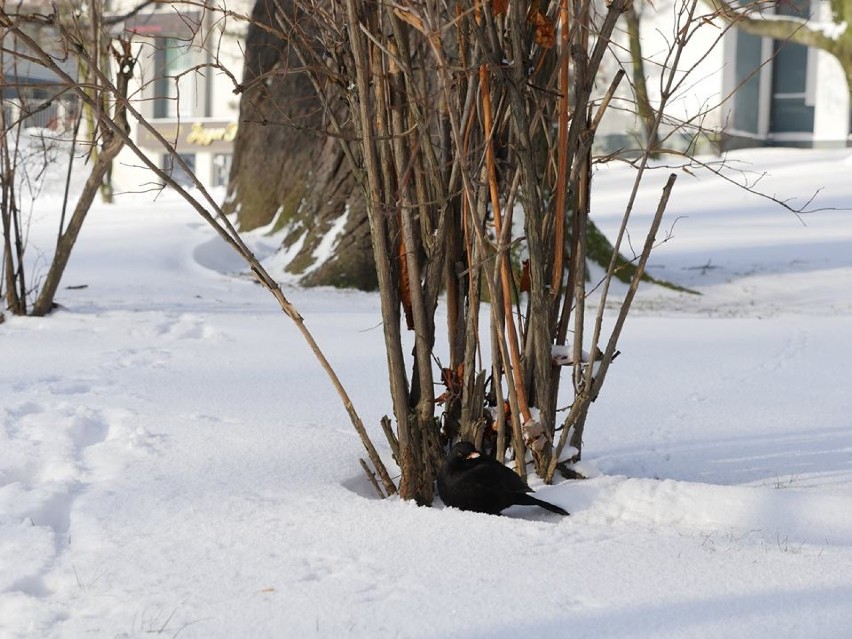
[437,441,569,516]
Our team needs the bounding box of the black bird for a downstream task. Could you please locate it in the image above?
[437,441,569,516]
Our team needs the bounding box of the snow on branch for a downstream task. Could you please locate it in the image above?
[704,0,847,50]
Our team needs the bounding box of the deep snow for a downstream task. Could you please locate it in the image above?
[2,147,852,638]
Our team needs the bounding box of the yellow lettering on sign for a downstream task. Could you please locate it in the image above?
[185,122,238,146]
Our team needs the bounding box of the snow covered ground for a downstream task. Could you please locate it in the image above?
[2,147,852,638]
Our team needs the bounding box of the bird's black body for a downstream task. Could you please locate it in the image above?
[437,441,569,516]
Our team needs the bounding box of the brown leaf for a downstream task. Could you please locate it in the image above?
[435,363,464,405]
[519,259,530,292]
[529,10,556,49]
[393,7,442,48]
[440,363,463,387]
[399,240,415,331]
[492,0,509,16]
[526,0,541,20]
[393,7,426,33]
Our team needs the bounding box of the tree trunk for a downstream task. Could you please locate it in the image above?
[225,0,377,290]
[30,43,134,317]
[229,0,664,294]
[30,135,123,316]
[624,4,660,154]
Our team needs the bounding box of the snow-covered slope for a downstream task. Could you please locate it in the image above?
[2,148,852,638]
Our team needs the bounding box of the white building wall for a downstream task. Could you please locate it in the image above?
[598,0,728,151]
[599,0,849,150]
[811,0,850,144]
[104,0,848,194]
[812,50,849,143]
[109,1,252,195]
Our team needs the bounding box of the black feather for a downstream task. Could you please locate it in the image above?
[437,441,569,516]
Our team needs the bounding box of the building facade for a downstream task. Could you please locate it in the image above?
[598,0,850,152]
[722,0,850,148]
[108,1,252,193]
[1,5,79,132]
[4,0,847,194]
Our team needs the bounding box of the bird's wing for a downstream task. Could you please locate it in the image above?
[465,460,532,495]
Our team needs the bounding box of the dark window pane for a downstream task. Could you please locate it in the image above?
[733,30,763,133]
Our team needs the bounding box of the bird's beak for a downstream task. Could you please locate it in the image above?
[466,451,480,460]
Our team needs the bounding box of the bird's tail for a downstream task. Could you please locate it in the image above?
[524,495,570,516]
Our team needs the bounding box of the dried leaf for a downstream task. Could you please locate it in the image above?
[393,7,442,48]
[393,7,426,33]
[399,240,415,331]
[492,0,509,16]
[523,418,547,451]
[529,10,556,49]
[441,363,464,387]
[519,259,530,292]
[526,0,541,20]
[523,419,544,440]
[435,363,464,405]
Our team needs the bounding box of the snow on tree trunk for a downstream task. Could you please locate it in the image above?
[224,0,377,289]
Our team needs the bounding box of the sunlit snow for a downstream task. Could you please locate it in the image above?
[2,144,852,638]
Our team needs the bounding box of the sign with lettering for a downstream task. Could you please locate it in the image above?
[113,10,201,40]
[186,122,238,146]
[137,120,239,153]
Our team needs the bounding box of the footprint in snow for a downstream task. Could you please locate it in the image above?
[4,400,44,420]
[0,404,126,599]
[110,347,171,369]
[70,409,110,451]
[48,380,92,396]
[154,313,215,341]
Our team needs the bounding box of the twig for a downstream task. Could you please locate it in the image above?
[360,458,386,499]
[381,415,400,462]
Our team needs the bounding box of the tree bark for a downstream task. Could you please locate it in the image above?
[225,0,377,290]
[30,138,123,316]
[624,4,660,153]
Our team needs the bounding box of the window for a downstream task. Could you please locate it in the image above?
[163,153,196,187]
[212,153,232,187]
[728,0,816,141]
[732,30,763,135]
[768,0,815,134]
[153,38,196,119]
